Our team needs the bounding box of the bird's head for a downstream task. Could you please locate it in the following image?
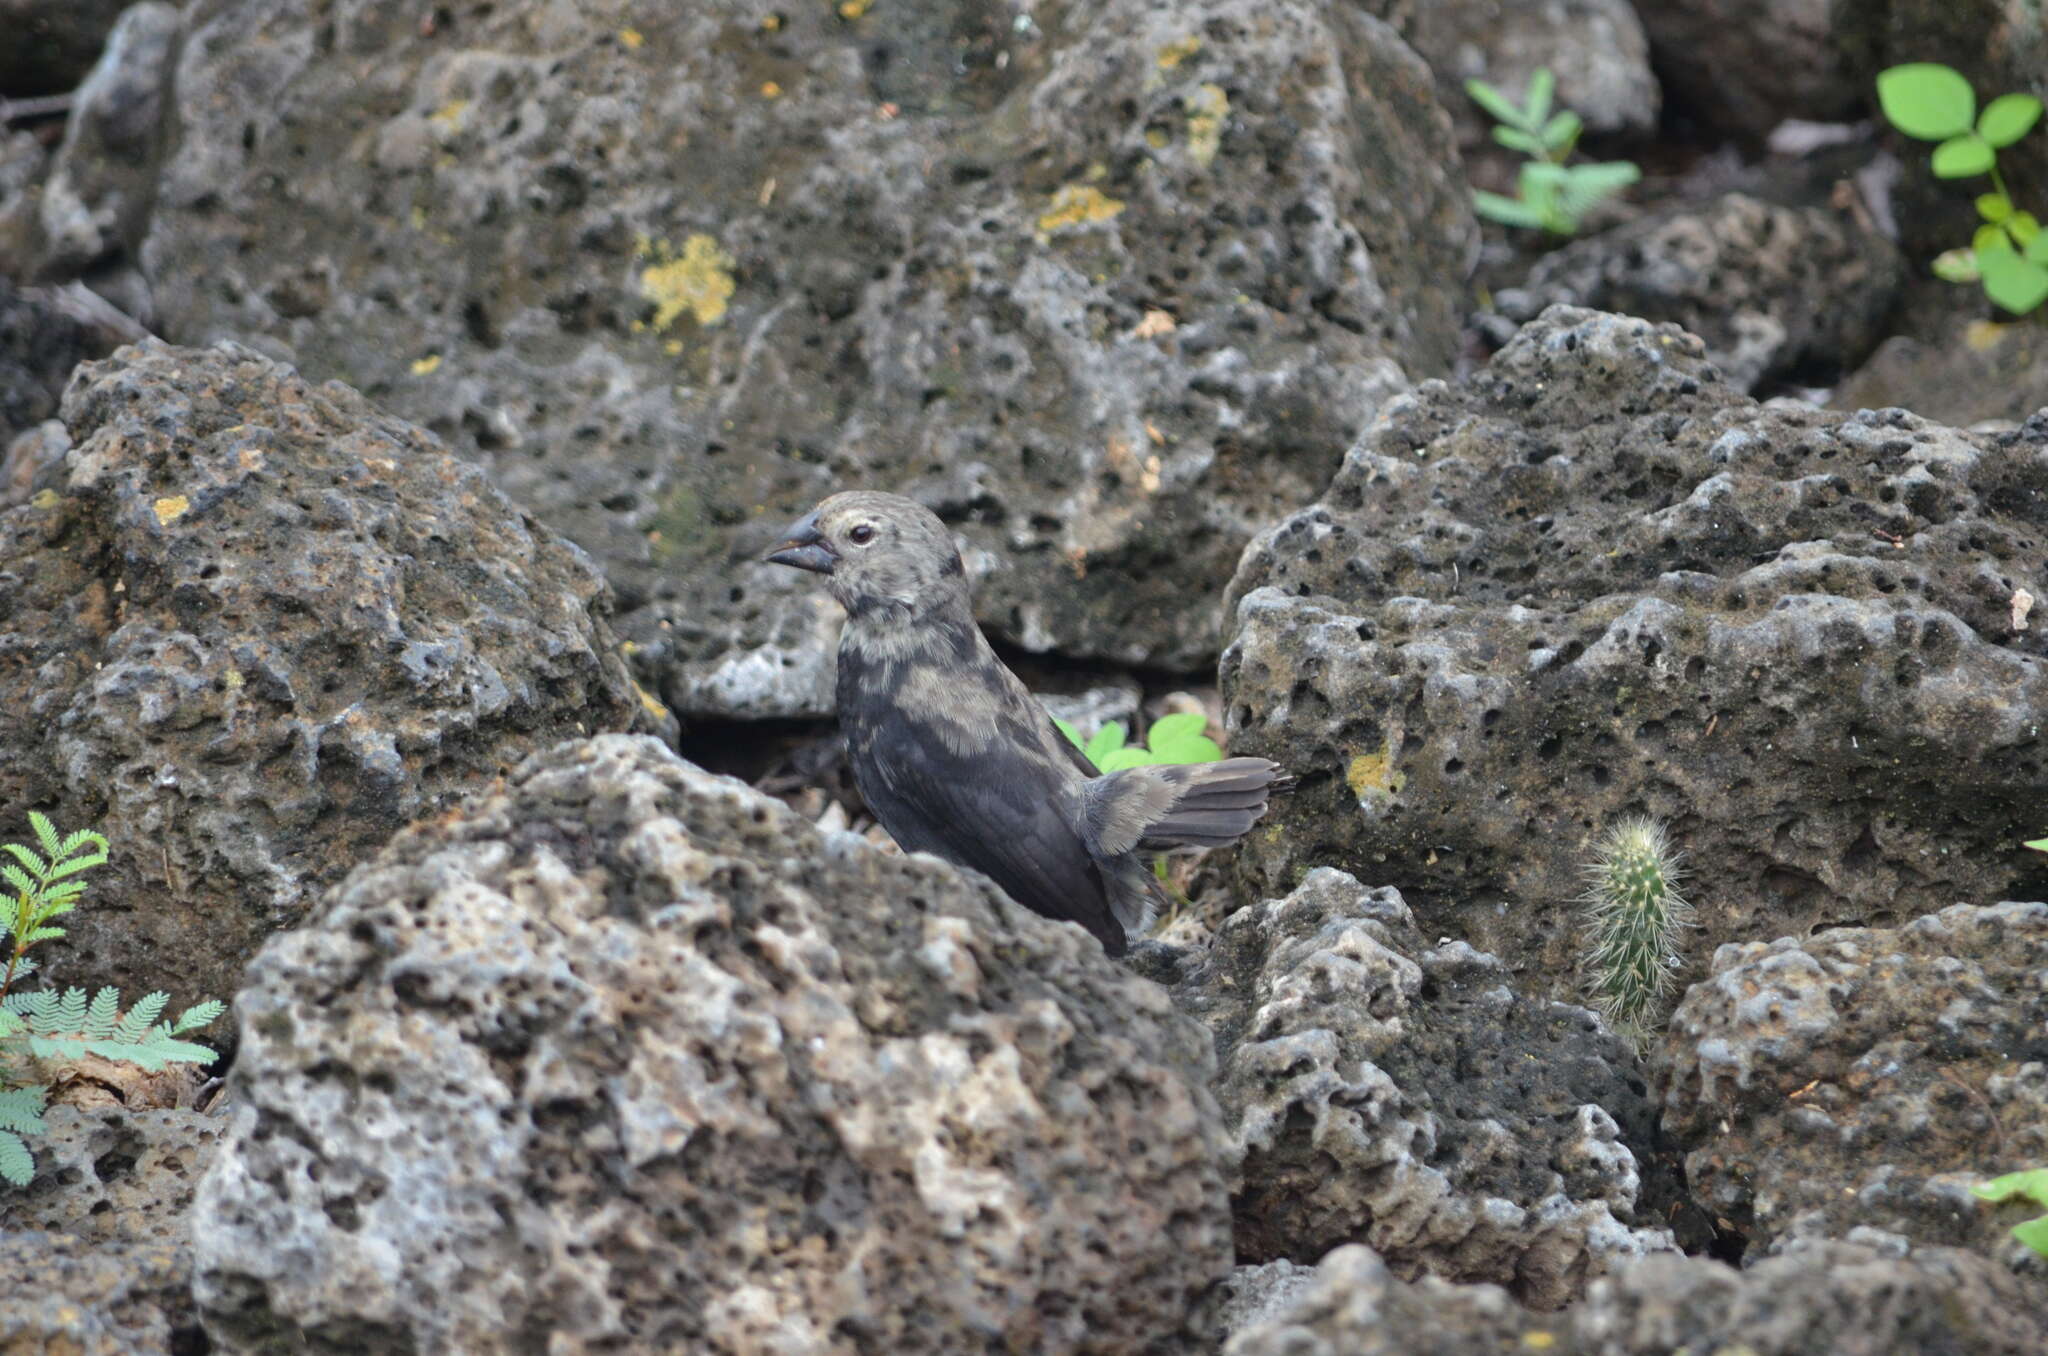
[765,491,969,618]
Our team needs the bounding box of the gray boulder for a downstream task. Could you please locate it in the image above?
[193,734,1235,1353]
[0,341,643,1003]
[1221,307,2048,1007]
[1222,1238,2048,1354]
[1489,193,1903,393]
[1659,901,2048,1260]
[1166,867,1681,1310]
[144,0,1476,716]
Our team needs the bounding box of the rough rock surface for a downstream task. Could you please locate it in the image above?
[0,278,132,446]
[1167,866,1681,1309]
[31,1,181,291]
[1834,317,2048,430]
[1659,901,2048,1259]
[1489,194,1903,393]
[0,1233,200,1356]
[1221,307,2048,1000]
[145,0,1476,716]
[1632,0,1859,141]
[1221,1239,2048,1355]
[193,734,1234,1353]
[0,0,134,97]
[1368,0,1658,142]
[0,341,642,1002]
[0,1105,227,1247]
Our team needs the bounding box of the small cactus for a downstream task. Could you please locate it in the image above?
[1580,816,1693,1041]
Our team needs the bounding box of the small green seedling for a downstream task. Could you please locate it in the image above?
[1971,1168,2048,1258]
[0,813,224,1186]
[1877,62,2047,315]
[1579,816,1692,1043]
[1465,67,1640,235]
[1053,711,1223,771]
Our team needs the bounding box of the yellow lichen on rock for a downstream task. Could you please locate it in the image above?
[640,233,737,330]
[410,353,442,375]
[1156,35,1202,69]
[1037,185,1125,236]
[153,495,191,526]
[1186,83,1227,166]
[1346,746,1404,802]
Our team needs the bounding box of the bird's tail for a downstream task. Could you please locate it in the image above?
[1136,757,1290,849]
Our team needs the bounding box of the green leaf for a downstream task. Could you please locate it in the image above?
[1097,746,1160,772]
[1876,63,1977,140]
[2028,836,2048,853]
[1153,732,1225,764]
[0,863,32,897]
[1084,722,1127,764]
[1524,68,1554,128]
[1147,713,1210,747]
[1471,191,1549,231]
[1539,110,1582,154]
[1977,222,2013,254]
[1979,247,2048,314]
[1931,132,1994,177]
[2008,212,2041,246]
[1464,78,1522,127]
[1491,126,1544,155]
[1978,192,2012,223]
[1051,716,1084,750]
[1978,92,2044,148]
[1975,1168,2048,1206]
[2015,1214,2048,1259]
[2027,231,2048,265]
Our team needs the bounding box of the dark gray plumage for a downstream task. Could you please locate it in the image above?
[766,490,1289,955]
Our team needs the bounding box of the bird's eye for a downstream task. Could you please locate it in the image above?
[848,524,876,545]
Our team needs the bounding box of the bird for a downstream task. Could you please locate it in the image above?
[765,490,1289,956]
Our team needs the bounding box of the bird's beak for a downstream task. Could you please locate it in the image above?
[765,509,836,574]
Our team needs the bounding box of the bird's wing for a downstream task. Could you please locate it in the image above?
[1083,757,1289,854]
[852,705,1127,954]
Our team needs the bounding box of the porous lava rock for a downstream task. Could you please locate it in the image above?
[192,734,1234,1353]
[1659,901,2048,1259]
[0,341,641,1002]
[144,0,1475,715]
[1221,307,2048,1002]
[1166,866,1682,1310]
[1221,1238,2048,1355]
[1489,194,1903,393]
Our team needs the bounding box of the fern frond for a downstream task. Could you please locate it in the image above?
[174,1001,227,1034]
[113,992,170,1043]
[0,1130,32,1186]
[6,985,223,1071]
[0,862,32,897]
[27,812,59,857]
[1,844,47,878]
[0,1085,45,1135]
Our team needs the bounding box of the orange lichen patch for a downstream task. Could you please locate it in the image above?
[618,27,644,49]
[1037,184,1125,235]
[838,0,874,17]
